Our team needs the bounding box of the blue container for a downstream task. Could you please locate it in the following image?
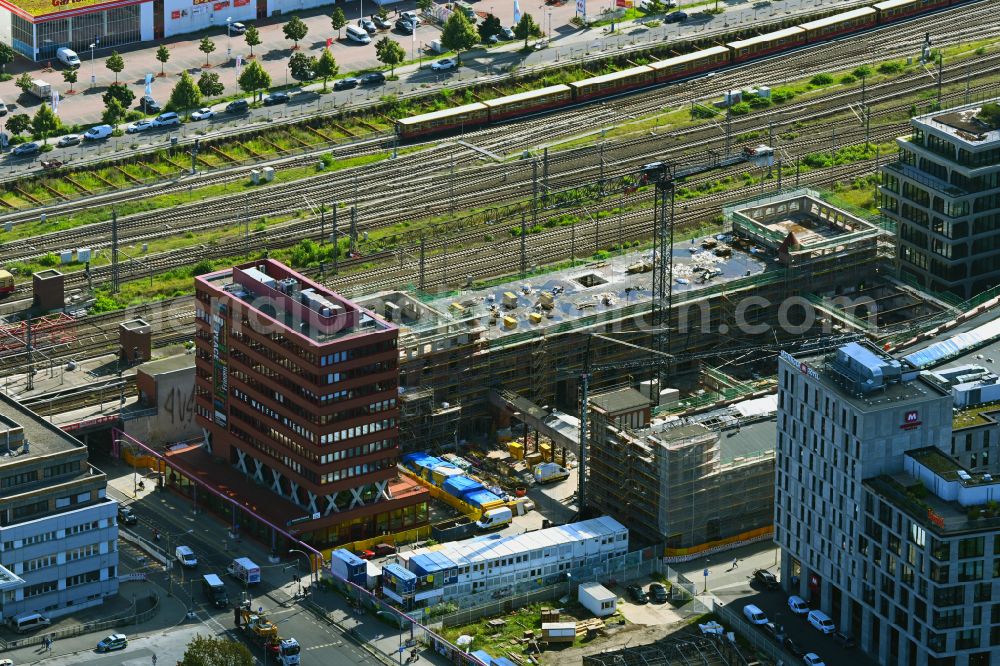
[442,475,485,499]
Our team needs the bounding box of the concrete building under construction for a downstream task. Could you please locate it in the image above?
[355,190,893,452]
[586,388,775,552]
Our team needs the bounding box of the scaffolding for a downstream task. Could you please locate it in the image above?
[0,313,77,355]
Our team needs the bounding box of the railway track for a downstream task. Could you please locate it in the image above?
[0,1,993,250]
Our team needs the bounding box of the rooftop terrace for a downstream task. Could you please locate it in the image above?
[915,98,1000,147]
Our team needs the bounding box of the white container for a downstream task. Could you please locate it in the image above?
[251,169,261,184]
[757,85,771,99]
[59,250,72,264]
[263,167,275,182]
[578,582,617,617]
[76,248,91,263]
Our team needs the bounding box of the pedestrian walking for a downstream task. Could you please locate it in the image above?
[732,558,739,569]
[152,653,158,666]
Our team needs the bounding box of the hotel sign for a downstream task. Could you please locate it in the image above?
[780,350,819,380]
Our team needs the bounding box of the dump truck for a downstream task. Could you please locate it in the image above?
[234,608,301,665]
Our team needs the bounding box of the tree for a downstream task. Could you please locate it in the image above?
[0,43,14,74]
[6,114,29,136]
[198,71,225,97]
[313,48,338,91]
[376,4,389,20]
[155,45,170,77]
[62,68,77,93]
[416,0,433,11]
[238,59,271,102]
[375,37,405,76]
[288,52,317,82]
[15,72,33,94]
[514,13,542,49]
[644,0,665,12]
[105,50,124,84]
[199,37,216,67]
[169,70,201,117]
[440,11,478,65]
[331,7,347,39]
[31,103,60,144]
[478,13,502,43]
[102,82,135,110]
[179,635,253,666]
[283,15,309,50]
[244,25,262,58]
[852,65,873,80]
[102,97,125,127]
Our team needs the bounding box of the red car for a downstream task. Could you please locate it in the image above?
[357,549,375,560]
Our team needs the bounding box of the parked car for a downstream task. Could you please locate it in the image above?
[648,582,668,603]
[191,107,215,121]
[84,124,114,140]
[56,46,81,68]
[97,633,128,652]
[372,15,392,29]
[761,621,778,638]
[395,19,415,34]
[807,609,836,634]
[372,543,396,557]
[226,99,249,114]
[833,630,856,648]
[501,26,515,40]
[263,92,290,106]
[626,584,648,604]
[0,99,7,116]
[360,72,385,85]
[803,654,826,666]
[151,112,180,128]
[334,77,360,91]
[742,604,768,625]
[117,505,138,525]
[11,142,40,156]
[138,96,160,113]
[431,58,457,72]
[126,119,154,133]
[788,595,809,614]
[399,10,421,26]
[783,636,805,657]
[229,21,246,34]
[665,10,688,22]
[753,569,778,590]
[356,549,375,560]
[57,134,82,147]
[358,17,377,34]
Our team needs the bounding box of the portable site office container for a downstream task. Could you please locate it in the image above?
[578,582,617,617]
[330,548,367,586]
[541,622,577,643]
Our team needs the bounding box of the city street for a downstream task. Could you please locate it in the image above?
[0,0,870,177]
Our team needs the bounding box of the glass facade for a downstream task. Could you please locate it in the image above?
[12,4,142,60]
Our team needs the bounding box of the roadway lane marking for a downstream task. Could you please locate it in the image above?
[305,641,344,650]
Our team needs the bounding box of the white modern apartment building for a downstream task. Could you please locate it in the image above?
[774,340,1000,665]
[0,394,119,622]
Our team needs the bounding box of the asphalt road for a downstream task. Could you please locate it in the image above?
[107,466,382,666]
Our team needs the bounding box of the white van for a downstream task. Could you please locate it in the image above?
[11,612,51,633]
[742,604,768,625]
[476,506,512,531]
[345,25,371,44]
[175,545,198,568]
[56,47,81,68]
[807,609,836,634]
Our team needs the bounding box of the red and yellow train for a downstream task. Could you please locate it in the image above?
[0,270,13,296]
[396,0,957,140]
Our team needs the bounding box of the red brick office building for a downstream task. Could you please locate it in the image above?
[191,259,427,548]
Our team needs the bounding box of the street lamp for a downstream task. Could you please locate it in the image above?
[226,17,233,61]
[89,40,98,89]
[288,549,309,595]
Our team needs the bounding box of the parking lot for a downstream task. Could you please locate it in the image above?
[717,574,879,666]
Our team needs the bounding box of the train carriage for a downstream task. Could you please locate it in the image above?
[0,270,12,296]
[726,27,806,63]
[483,85,574,122]
[568,65,656,102]
[649,46,731,83]
[800,7,877,42]
[396,102,490,140]
[874,0,950,22]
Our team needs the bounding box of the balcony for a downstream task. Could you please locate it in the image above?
[885,162,967,200]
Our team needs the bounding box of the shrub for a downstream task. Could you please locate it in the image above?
[690,104,717,119]
[746,95,771,109]
[38,253,60,267]
[728,102,751,116]
[839,74,856,85]
[770,89,795,104]
[877,61,904,75]
[810,73,834,86]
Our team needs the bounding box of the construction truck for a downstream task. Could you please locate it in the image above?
[234,607,301,665]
